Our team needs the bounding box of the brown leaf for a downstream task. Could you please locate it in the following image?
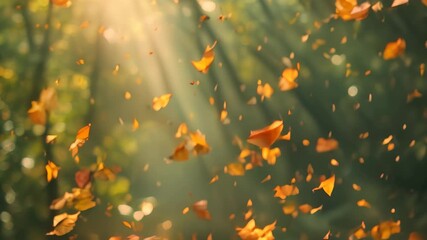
[46,212,80,236]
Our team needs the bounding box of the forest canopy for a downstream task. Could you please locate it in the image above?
[0,0,426,239]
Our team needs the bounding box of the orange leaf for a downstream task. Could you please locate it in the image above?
[46,161,60,182]
[316,138,339,153]
[247,120,284,148]
[236,219,276,240]
[279,68,299,91]
[391,0,408,7]
[312,175,336,196]
[189,130,211,155]
[192,41,217,73]
[28,101,46,125]
[46,212,80,236]
[261,147,281,165]
[335,0,370,21]
[357,199,371,208]
[274,184,299,200]
[257,80,274,101]
[76,124,91,140]
[152,93,172,111]
[371,220,400,240]
[226,162,245,176]
[192,200,211,220]
[383,38,406,60]
[132,118,139,131]
[52,0,71,7]
[169,142,190,161]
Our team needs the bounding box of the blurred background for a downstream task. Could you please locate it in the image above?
[0,0,426,239]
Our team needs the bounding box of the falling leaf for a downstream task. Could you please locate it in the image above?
[209,175,219,184]
[274,184,299,200]
[93,162,118,181]
[382,135,393,145]
[192,41,217,73]
[152,93,172,111]
[391,0,408,7]
[46,161,60,182]
[226,162,245,176]
[352,222,367,239]
[132,118,139,131]
[312,175,336,196]
[175,123,188,138]
[247,120,284,148]
[323,230,331,240]
[310,205,323,214]
[69,124,91,163]
[407,89,422,102]
[46,212,80,236]
[383,38,406,60]
[279,68,299,91]
[28,101,46,125]
[189,130,211,155]
[52,0,71,7]
[46,135,58,144]
[236,219,276,240]
[316,138,339,153]
[261,174,272,183]
[169,142,190,161]
[298,204,313,214]
[371,1,383,11]
[199,15,210,24]
[182,207,190,214]
[192,200,211,220]
[335,0,370,21]
[357,199,371,208]
[257,80,274,101]
[261,147,281,165]
[371,220,400,240]
[75,169,91,188]
[72,186,96,211]
[50,192,74,210]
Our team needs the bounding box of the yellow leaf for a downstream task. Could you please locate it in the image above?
[189,130,211,155]
[261,147,281,165]
[192,41,217,73]
[279,68,299,91]
[46,135,57,144]
[257,80,274,101]
[226,162,245,176]
[27,101,46,125]
[274,184,299,200]
[312,175,336,196]
[46,212,80,236]
[383,38,406,60]
[236,219,276,240]
[247,120,284,148]
[175,123,188,138]
[152,93,172,111]
[371,220,400,240]
[46,161,60,182]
